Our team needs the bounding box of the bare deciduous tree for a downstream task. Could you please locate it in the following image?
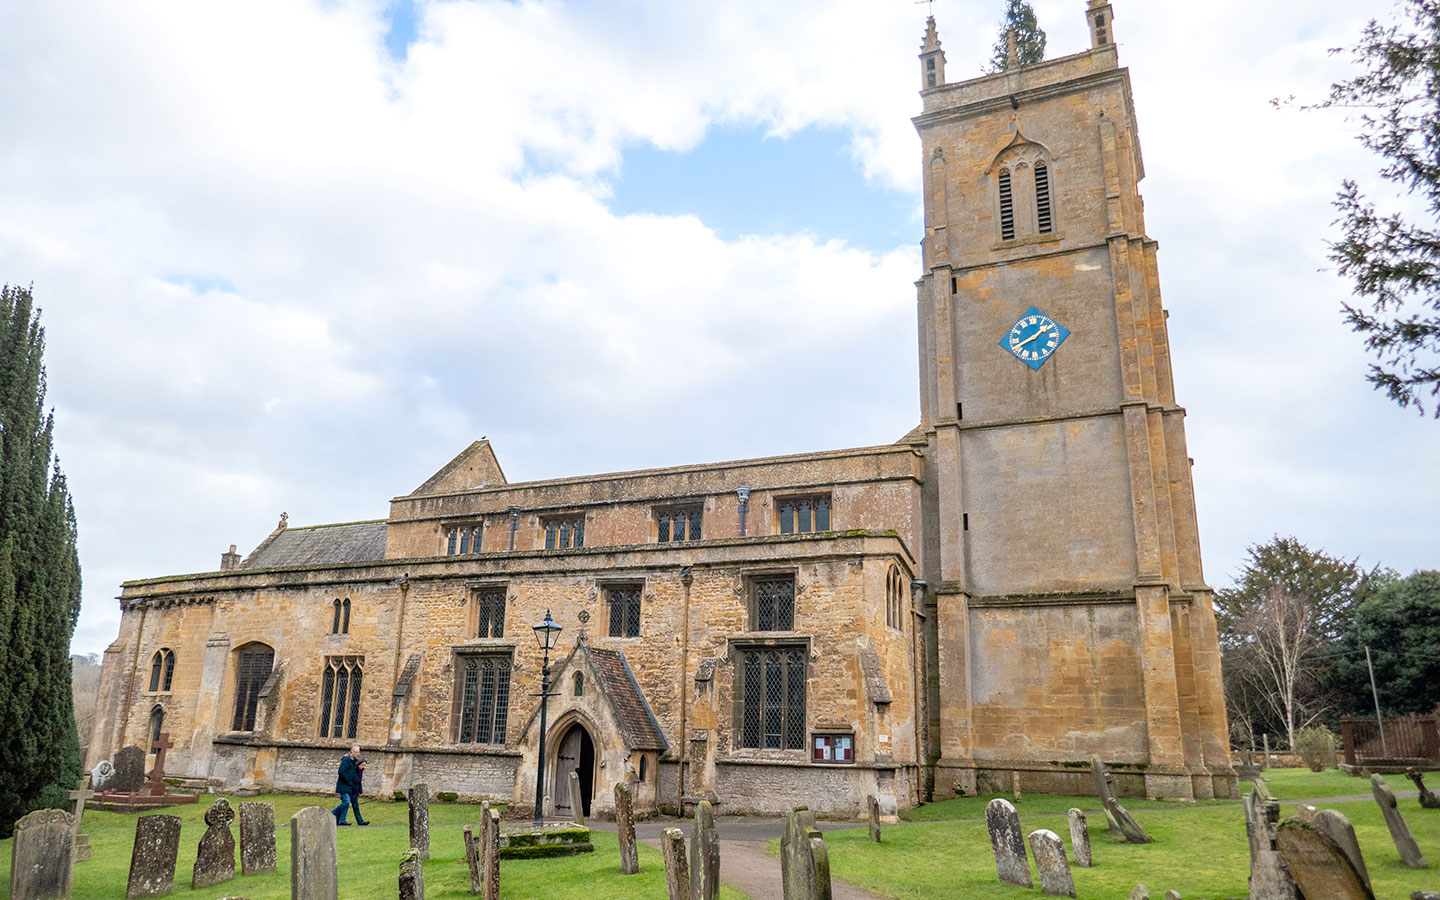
[1237,586,1329,749]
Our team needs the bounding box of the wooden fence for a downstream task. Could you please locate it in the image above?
[1340,714,1440,766]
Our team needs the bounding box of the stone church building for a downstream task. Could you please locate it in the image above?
[89,3,1236,818]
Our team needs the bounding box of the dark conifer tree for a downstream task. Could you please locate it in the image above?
[988,0,1048,72]
[0,285,82,838]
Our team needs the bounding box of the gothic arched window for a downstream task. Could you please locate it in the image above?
[148,649,175,692]
[148,705,165,749]
[231,643,274,732]
[573,671,584,697]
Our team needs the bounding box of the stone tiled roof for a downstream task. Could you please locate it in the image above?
[242,521,388,569]
[587,646,669,752]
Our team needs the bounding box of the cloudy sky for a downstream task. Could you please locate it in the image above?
[1,0,1434,656]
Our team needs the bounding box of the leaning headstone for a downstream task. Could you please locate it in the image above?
[126,814,181,899]
[463,825,482,894]
[484,807,500,900]
[290,806,338,900]
[66,777,95,862]
[1244,782,1300,900]
[866,794,881,843]
[615,781,639,875]
[1091,754,1152,843]
[780,807,833,900]
[192,798,236,889]
[1028,829,1076,899]
[568,771,585,825]
[113,746,146,793]
[1164,892,1181,900]
[662,827,690,900]
[9,809,75,900]
[691,799,720,900]
[238,801,277,876]
[1313,809,1372,893]
[1406,767,1440,809]
[90,760,116,792]
[1012,770,1023,803]
[398,849,424,900]
[408,782,431,861]
[1067,809,1091,868]
[1276,819,1374,900]
[1129,887,1149,900]
[985,798,1032,889]
[1371,773,1428,869]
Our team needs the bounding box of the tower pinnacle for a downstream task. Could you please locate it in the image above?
[1088,1,1115,49]
[919,17,946,91]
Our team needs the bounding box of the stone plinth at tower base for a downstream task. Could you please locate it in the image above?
[933,758,1233,803]
[497,825,594,859]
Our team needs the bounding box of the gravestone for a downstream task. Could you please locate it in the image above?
[112,746,146,793]
[192,798,236,889]
[1276,820,1374,900]
[90,760,116,792]
[568,771,584,825]
[1164,892,1181,900]
[1295,805,1318,823]
[780,807,832,900]
[985,798,1032,888]
[145,733,174,797]
[1413,893,1440,900]
[1371,773,1428,869]
[290,806,338,900]
[1013,770,1023,803]
[1312,809,1372,893]
[66,777,94,862]
[1028,829,1076,899]
[398,849,424,900]
[463,825,482,894]
[1129,887,1149,900]
[1406,767,1440,809]
[866,794,881,843]
[1090,755,1152,843]
[484,806,500,900]
[1243,781,1300,900]
[690,799,720,900]
[662,827,690,900]
[9,808,74,900]
[614,781,639,875]
[1067,809,1091,868]
[238,801,277,875]
[126,814,181,899]
[408,782,431,861]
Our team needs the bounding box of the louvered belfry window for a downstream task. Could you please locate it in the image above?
[318,656,364,740]
[1034,161,1054,234]
[753,577,795,631]
[231,645,274,732]
[739,646,807,750]
[999,168,1016,240]
[456,653,512,745]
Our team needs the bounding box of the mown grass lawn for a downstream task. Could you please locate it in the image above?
[810,769,1440,900]
[0,794,745,900]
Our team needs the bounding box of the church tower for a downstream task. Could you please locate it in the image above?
[912,7,1235,800]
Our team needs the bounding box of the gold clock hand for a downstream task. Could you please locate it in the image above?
[1013,327,1047,348]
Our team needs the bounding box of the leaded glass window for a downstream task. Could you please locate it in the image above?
[657,505,703,542]
[445,524,482,556]
[753,577,795,631]
[606,585,642,637]
[231,645,274,732]
[778,496,831,535]
[456,653,512,745]
[474,587,506,638]
[739,646,807,750]
[149,649,175,692]
[318,656,364,740]
[543,515,585,550]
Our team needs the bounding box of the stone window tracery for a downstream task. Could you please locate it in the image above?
[454,652,512,746]
[738,645,807,751]
[446,523,483,556]
[543,515,585,550]
[148,705,165,750]
[606,584,642,638]
[331,597,351,635]
[148,648,175,693]
[473,587,506,639]
[751,576,795,632]
[886,565,905,631]
[777,495,831,535]
[657,504,703,542]
[318,655,364,740]
[994,141,1056,242]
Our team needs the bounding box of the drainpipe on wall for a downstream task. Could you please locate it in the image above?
[678,565,693,815]
[507,506,521,550]
[909,578,928,801]
[736,487,751,537]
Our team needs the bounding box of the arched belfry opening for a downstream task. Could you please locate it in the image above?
[551,719,596,818]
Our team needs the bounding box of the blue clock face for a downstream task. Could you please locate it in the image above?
[1000,306,1070,370]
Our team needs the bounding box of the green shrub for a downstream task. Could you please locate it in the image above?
[1293,726,1338,772]
[436,791,459,802]
[393,790,407,801]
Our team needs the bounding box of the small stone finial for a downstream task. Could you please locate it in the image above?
[278,512,288,529]
[1005,28,1019,68]
[919,16,947,90]
[1088,1,1114,49]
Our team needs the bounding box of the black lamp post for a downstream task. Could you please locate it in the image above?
[531,609,562,827]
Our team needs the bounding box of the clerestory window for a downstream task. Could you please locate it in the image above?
[778,495,831,535]
[543,515,585,550]
[657,505,703,542]
[331,597,350,635]
[148,649,176,693]
[446,523,483,556]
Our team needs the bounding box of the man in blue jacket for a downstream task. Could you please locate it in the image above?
[332,745,368,826]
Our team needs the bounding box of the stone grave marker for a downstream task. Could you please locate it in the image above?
[662,827,690,900]
[1164,892,1181,900]
[290,806,338,900]
[1013,770,1023,803]
[568,771,584,825]
[145,733,174,797]
[866,794,881,843]
[484,806,500,900]
[985,797,1032,889]
[691,799,720,900]
[1090,755,1152,843]
[1312,809,1372,894]
[238,801,277,875]
[398,849,424,900]
[1295,805,1318,823]
[615,781,639,875]
[1276,819,1375,900]
[126,814,181,899]
[1067,808,1091,867]
[112,746,146,793]
[463,824,482,894]
[408,782,431,861]
[780,807,833,900]
[1371,773,1428,868]
[1243,781,1300,900]
[66,777,94,862]
[1412,893,1440,900]
[1406,767,1440,809]
[9,809,74,900]
[1028,828,1076,899]
[192,797,237,889]
[90,760,116,792]
[1129,886,1149,900]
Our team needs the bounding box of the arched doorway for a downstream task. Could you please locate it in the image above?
[551,721,595,819]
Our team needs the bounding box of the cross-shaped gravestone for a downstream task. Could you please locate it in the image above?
[67,776,95,861]
[147,733,174,797]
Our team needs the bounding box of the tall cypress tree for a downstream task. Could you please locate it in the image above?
[988,0,1048,72]
[0,285,82,838]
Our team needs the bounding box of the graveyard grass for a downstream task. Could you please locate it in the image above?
[808,769,1437,900]
[0,794,747,900]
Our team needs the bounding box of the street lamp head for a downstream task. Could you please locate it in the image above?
[533,609,562,651]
